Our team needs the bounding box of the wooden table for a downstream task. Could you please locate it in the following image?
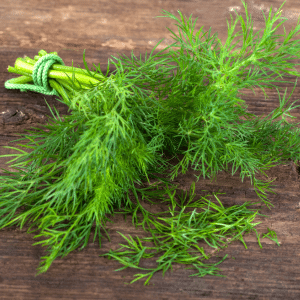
[1,0,300,299]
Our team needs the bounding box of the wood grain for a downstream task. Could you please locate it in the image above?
[1,0,300,299]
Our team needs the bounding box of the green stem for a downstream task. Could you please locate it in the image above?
[7,66,32,78]
[14,57,106,82]
[48,79,73,105]
[6,74,33,84]
[13,58,102,86]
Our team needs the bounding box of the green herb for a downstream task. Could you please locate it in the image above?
[101,182,267,285]
[1,0,300,285]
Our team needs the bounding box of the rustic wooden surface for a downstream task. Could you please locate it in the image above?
[1,0,300,299]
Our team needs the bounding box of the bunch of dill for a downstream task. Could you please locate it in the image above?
[0,0,300,284]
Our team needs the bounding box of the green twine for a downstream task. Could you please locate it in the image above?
[4,53,65,97]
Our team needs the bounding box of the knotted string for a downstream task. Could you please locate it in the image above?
[4,54,65,97]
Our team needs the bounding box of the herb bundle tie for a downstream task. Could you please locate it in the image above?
[4,49,107,107]
[5,51,65,97]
